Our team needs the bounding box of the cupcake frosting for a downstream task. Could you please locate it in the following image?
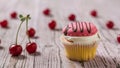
[62,22,98,36]
[61,32,100,45]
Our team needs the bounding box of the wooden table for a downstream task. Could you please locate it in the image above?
[0,0,120,68]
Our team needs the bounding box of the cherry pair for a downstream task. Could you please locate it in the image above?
[9,42,37,56]
[9,14,37,56]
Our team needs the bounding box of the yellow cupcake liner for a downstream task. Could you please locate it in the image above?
[60,35,99,61]
[64,44,97,61]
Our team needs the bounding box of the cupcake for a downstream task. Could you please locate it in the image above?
[60,22,100,61]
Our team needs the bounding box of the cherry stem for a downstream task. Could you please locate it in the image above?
[26,16,31,43]
[15,21,24,44]
[16,14,31,44]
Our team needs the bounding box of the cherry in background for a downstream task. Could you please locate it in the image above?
[117,34,120,43]
[27,28,36,37]
[0,20,8,28]
[106,20,114,29]
[10,11,17,19]
[90,10,97,17]
[68,14,76,21]
[43,8,51,16]
[48,20,56,30]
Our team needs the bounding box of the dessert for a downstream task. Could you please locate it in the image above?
[60,22,100,61]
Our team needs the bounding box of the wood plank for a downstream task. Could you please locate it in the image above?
[0,0,120,68]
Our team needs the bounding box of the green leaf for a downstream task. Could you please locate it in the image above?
[19,14,23,18]
[21,18,25,22]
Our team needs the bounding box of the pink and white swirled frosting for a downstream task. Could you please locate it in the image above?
[62,22,98,36]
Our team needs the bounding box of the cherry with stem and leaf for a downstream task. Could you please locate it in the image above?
[24,15,37,54]
[9,14,37,56]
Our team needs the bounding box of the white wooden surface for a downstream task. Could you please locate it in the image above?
[0,0,120,68]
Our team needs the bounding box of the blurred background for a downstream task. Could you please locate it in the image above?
[0,0,120,25]
[0,0,120,68]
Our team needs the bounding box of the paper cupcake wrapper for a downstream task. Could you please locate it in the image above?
[64,44,97,61]
[60,35,99,61]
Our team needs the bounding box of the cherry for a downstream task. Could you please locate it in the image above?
[25,15,37,54]
[117,34,120,43]
[43,8,50,16]
[9,15,25,56]
[9,44,22,56]
[106,20,114,29]
[0,20,8,28]
[48,20,56,30]
[26,42,37,54]
[68,14,76,21]
[27,28,36,37]
[90,10,97,17]
[10,12,17,19]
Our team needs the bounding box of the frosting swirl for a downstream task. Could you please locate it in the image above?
[62,22,98,36]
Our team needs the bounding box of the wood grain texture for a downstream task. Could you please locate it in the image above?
[0,0,120,68]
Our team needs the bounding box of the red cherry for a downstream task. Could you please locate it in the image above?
[68,14,76,21]
[43,8,50,16]
[10,12,17,19]
[90,10,97,17]
[9,44,22,56]
[106,21,114,29]
[117,34,120,43]
[27,28,36,37]
[48,20,56,30]
[0,20,8,28]
[26,42,37,54]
